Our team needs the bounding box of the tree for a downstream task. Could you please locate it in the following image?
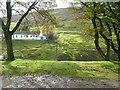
[81,2,120,61]
[0,0,56,61]
[70,1,120,61]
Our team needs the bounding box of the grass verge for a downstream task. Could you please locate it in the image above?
[1,59,119,79]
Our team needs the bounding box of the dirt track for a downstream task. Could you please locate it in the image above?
[2,74,119,88]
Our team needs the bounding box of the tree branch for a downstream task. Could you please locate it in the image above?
[111,40,118,53]
[11,2,17,8]
[96,16,108,41]
[79,0,89,7]
[30,12,38,27]
[107,2,120,22]
[11,0,38,34]
[33,8,46,19]
[92,12,106,59]
[12,9,29,24]
[106,23,112,36]
[0,18,6,31]
[112,22,118,36]
[6,1,12,31]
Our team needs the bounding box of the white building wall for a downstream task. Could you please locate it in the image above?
[12,34,46,40]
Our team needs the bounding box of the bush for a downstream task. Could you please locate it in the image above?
[46,30,55,40]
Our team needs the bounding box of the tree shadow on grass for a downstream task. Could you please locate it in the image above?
[2,61,47,88]
[2,61,26,76]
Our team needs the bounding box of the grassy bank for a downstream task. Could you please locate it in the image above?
[1,59,119,79]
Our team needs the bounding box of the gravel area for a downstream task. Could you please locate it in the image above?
[1,74,119,88]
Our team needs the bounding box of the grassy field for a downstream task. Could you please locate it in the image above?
[1,9,119,80]
[2,19,107,60]
[5,13,118,61]
[3,19,96,60]
[2,37,104,61]
[1,60,119,79]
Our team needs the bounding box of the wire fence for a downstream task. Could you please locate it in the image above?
[15,44,118,61]
[0,28,2,89]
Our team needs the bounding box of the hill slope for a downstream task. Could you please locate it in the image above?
[8,8,82,23]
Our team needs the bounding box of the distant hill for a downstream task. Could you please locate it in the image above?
[3,8,83,23]
[51,8,83,22]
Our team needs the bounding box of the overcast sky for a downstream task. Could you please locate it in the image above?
[0,0,76,17]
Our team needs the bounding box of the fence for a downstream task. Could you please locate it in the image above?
[0,28,2,89]
[1,35,118,61]
[14,44,118,61]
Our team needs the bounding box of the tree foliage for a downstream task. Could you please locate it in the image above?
[71,1,120,61]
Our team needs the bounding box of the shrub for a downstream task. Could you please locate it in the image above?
[46,30,54,40]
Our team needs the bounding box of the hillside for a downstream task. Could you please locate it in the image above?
[3,8,83,23]
[51,8,82,21]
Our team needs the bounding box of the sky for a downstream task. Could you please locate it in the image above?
[0,0,75,17]
[1,0,119,17]
[14,0,73,8]
[1,0,118,17]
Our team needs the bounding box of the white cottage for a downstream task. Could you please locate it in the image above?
[12,30,46,40]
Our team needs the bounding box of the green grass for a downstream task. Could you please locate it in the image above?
[2,16,118,61]
[5,20,101,61]
[2,33,103,61]
[2,40,57,60]
[1,15,119,79]
[2,35,117,61]
[2,14,118,61]
[1,60,119,79]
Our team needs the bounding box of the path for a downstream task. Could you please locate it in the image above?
[2,74,119,88]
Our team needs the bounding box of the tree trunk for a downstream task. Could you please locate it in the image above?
[112,23,120,61]
[96,17,111,61]
[117,50,120,61]
[91,10,106,60]
[105,40,110,61]
[0,1,39,61]
[4,31,15,61]
[116,38,120,61]
[117,32,120,61]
